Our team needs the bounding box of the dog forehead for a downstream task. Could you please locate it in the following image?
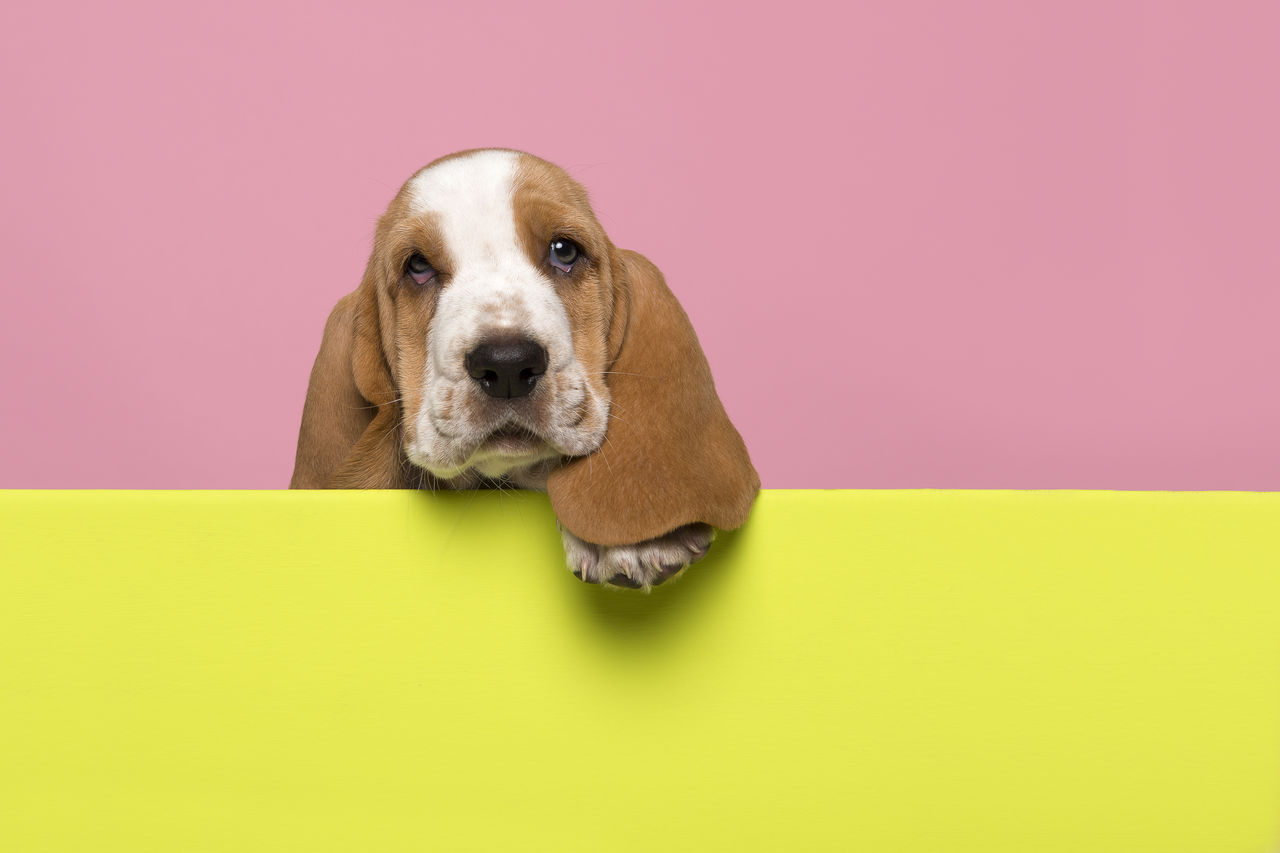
[404,150,522,263]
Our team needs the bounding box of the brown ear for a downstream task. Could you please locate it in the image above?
[290,265,410,489]
[546,249,759,546]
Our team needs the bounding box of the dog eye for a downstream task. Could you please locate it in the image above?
[549,238,581,272]
[406,253,436,285]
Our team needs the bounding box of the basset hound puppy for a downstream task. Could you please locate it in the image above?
[290,149,758,589]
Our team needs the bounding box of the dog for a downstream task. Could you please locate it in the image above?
[290,149,758,589]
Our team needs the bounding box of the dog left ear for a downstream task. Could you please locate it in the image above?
[291,254,412,489]
[546,249,759,546]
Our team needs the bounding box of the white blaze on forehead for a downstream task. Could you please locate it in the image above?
[407,149,522,256]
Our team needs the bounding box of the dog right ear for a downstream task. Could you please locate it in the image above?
[290,258,409,489]
[546,249,759,545]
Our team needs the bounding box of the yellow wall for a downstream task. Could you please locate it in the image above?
[2,490,1278,851]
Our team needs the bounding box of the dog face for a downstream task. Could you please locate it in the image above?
[291,149,759,588]
[375,151,615,484]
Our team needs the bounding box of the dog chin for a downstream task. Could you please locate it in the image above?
[410,424,561,483]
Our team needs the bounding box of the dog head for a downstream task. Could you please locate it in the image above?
[292,149,758,546]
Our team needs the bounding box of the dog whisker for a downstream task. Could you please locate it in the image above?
[347,395,406,411]
[599,371,657,379]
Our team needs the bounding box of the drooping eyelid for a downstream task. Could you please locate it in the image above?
[398,247,434,270]
[408,265,436,286]
[384,211,451,280]
[397,249,439,287]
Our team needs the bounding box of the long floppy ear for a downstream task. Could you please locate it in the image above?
[546,249,759,546]
[290,264,411,489]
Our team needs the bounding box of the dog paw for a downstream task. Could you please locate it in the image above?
[560,523,714,590]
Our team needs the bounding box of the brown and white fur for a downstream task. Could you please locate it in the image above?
[290,149,758,589]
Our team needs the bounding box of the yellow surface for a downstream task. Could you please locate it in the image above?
[2,490,1279,852]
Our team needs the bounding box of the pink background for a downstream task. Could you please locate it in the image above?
[2,1,1278,489]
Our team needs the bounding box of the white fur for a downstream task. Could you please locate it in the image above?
[559,523,715,590]
[402,151,609,482]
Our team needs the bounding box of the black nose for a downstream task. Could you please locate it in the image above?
[465,337,548,399]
